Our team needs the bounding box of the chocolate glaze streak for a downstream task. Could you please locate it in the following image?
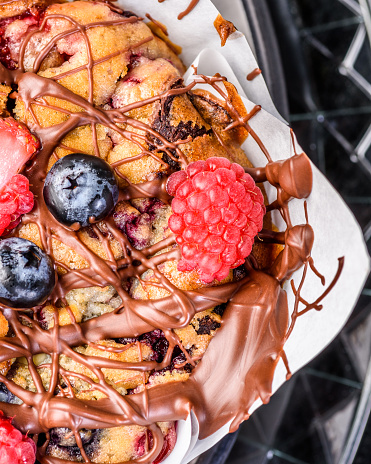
[156,0,200,20]
[145,13,168,36]
[177,0,200,20]
[0,4,343,464]
[247,68,262,81]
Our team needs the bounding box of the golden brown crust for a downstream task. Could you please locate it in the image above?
[0,313,10,376]
[0,0,59,19]
[0,312,8,338]
[0,84,11,115]
[191,81,250,149]
[146,19,182,56]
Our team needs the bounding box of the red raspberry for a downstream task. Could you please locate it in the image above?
[0,117,39,237]
[167,157,266,283]
[0,411,36,464]
[0,175,34,237]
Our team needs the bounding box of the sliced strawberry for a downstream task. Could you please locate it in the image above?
[0,118,40,193]
[0,118,39,236]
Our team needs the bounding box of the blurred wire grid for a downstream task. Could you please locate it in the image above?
[195,0,371,463]
[284,1,371,462]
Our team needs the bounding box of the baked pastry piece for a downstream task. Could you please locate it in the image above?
[0,1,319,463]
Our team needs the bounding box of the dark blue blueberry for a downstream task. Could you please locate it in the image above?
[0,382,17,404]
[0,237,56,308]
[43,154,119,228]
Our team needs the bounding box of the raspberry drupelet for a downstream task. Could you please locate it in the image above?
[0,174,34,236]
[0,411,36,464]
[167,157,266,283]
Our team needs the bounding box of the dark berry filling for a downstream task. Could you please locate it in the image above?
[134,432,147,458]
[171,346,189,368]
[114,209,150,250]
[127,52,142,72]
[47,428,101,460]
[140,329,169,363]
[123,76,142,85]
[0,8,45,70]
[0,31,13,70]
[151,82,212,144]
[134,198,163,216]
[118,336,139,345]
[193,315,221,335]
[120,10,138,18]
[233,264,248,281]
[134,423,176,463]
[113,198,164,250]
[149,81,212,171]
[212,303,227,317]
[117,329,194,369]
[117,329,169,364]
[49,428,95,448]
[151,423,177,464]
[84,224,110,240]
[35,307,48,330]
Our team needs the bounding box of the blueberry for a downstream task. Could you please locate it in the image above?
[0,383,17,404]
[43,154,119,228]
[0,237,56,308]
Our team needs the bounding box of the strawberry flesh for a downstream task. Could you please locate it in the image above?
[0,118,39,192]
[0,118,39,236]
[0,411,36,464]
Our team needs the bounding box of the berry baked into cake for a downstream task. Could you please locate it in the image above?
[0,1,341,463]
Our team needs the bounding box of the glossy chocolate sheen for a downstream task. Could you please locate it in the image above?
[0,1,343,463]
[246,68,262,81]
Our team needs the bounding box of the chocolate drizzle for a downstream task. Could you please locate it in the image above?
[0,2,344,463]
[177,0,200,21]
[157,0,200,21]
[246,68,262,81]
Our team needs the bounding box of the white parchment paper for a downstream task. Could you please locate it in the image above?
[114,0,371,461]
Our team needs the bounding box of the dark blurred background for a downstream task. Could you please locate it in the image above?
[194,0,371,463]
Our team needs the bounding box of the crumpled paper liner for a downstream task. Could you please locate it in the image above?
[115,1,370,462]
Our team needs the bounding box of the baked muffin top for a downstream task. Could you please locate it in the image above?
[0,1,330,463]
